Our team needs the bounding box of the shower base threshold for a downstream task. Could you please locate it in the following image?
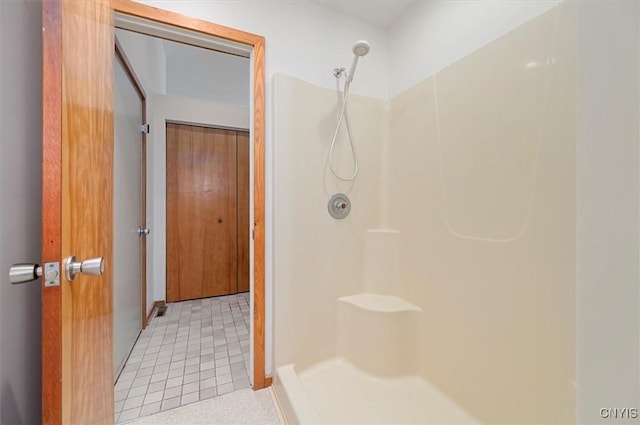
[274,357,478,425]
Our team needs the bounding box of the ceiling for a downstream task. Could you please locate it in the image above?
[116,28,250,106]
[161,40,250,106]
[310,0,416,28]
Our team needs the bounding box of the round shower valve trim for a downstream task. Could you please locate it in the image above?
[328,193,351,219]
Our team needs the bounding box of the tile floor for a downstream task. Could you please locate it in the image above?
[115,293,251,423]
[129,388,282,425]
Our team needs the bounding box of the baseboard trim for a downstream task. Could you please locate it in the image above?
[265,375,273,387]
[145,300,166,327]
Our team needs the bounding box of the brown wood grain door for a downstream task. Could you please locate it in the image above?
[42,0,115,423]
[237,131,250,293]
[167,123,240,301]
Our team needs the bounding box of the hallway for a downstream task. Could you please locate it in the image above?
[114,293,251,423]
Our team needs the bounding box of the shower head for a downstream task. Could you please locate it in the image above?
[347,40,370,83]
[352,40,371,57]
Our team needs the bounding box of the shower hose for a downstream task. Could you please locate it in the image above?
[328,79,359,181]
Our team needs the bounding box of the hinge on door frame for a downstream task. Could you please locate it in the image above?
[252,229,255,240]
[139,123,150,134]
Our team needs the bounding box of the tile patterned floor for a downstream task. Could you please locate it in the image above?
[128,388,282,425]
[115,293,251,423]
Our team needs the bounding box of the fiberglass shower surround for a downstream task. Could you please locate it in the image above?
[274,2,576,422]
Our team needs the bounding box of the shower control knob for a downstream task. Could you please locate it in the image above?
[328,193,351,219]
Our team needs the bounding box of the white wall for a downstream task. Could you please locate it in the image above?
[576,1,640,422]
[116,28,167,95]
[164,42,250,106]
[117,29,251,107]
[388,0,561,97]
[0,0,42,423]
[147,94,250,317]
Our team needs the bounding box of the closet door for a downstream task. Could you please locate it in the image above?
[166,123,238,301]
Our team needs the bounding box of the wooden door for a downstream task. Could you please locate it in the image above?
[237,131,250,293]
[166,123,238,301]
[42,0,114,423]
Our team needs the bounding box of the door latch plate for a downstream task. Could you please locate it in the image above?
[44,262,60,287]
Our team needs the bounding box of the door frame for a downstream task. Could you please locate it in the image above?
[42,1,63,423]
[112,0,267,389]
[114,37,149,330]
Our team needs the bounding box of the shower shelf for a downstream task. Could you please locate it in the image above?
[337,292,423,377]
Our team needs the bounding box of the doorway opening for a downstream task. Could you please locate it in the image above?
[111,3,265,422]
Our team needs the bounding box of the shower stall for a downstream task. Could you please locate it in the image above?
[271,1,638,423]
